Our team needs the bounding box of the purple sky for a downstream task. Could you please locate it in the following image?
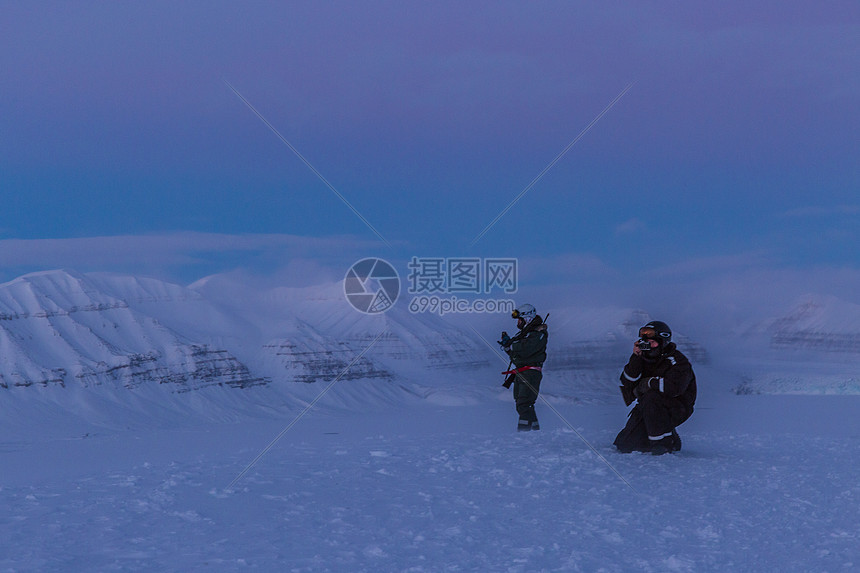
[1,1,858,295]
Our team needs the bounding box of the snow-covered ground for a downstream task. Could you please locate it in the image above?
[3,380,859,572]
[2,270,860,570]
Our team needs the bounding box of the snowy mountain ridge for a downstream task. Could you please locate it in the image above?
[0,270,266,393]
[730,294,860,395]
[0,270,501,409]
[766,294,860,353]
[2,269,858,421]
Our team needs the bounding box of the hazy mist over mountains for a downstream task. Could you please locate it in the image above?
[2,268,858,429]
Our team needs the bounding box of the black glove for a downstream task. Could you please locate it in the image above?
[627,353,644,375]
[498,332,512,348]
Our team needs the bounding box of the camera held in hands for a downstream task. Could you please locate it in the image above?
[637,339,654,352]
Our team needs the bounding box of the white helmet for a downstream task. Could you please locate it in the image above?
[512,303,536,320]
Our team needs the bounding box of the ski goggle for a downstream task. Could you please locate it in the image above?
[511,308,533,319]
[639,327,657,339]
[639,327,669,340]
[511,309,523,318]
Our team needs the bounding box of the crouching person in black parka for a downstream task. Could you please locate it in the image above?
[614,320,696,455]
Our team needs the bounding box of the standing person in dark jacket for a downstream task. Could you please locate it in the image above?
[614,320,696,455]
[499,304,548,432]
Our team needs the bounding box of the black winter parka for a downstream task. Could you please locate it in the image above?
[620,342,697,411]
[507,325,548,368]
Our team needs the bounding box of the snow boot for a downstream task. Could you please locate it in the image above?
[531,421,540,431]
[671,429,682,452]
[650,436,675,455]
[518,419,531,432]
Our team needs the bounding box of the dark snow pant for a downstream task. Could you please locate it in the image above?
[613,390,692,453]
[513,370,541,425]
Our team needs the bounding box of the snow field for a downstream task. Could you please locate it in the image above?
[2,394,859,572]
